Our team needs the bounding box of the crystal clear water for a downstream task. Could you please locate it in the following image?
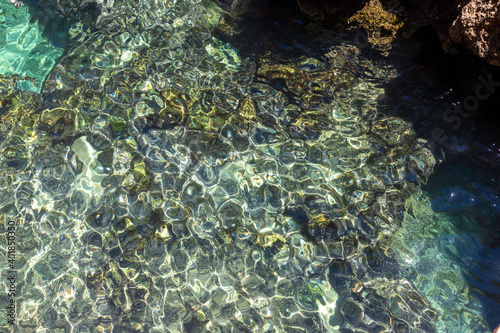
[0,0,498,332]
[0,0,67,92]
[393,159,500,332]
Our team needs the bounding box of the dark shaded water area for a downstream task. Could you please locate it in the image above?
[0,0,499,332]
[422,156,500,331]
[220,10,500,330]
[233,10,500,332]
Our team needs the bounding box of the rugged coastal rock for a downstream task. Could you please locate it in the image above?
[15,0,500,65]
[301,0,500,66]
[448,0,500,66]
[213,0,500,66]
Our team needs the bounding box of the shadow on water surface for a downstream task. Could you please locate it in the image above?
[382,30,500,331]
[214,4,500,331]
[423,157,500,331]
[378,26,500,151]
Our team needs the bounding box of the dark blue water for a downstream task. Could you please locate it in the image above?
[424,155,500,330]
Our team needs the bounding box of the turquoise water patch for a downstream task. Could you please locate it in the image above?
[0,0,65,92]
[392,161,500,332]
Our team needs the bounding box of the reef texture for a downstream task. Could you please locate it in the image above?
[347,0,404,52]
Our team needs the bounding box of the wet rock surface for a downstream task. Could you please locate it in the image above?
[212,0,500,65]
[449,0,500,66]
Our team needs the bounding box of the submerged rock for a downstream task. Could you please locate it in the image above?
[0,0,453,332]
[347,0,404,53]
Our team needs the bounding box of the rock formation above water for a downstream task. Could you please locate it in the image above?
[218,0,500,66]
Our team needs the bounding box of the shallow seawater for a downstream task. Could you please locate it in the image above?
[393,159,500,332]
[0,0,67,92]
[0,0,498,332]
